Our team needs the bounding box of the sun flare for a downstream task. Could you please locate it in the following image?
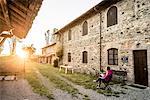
[16,48,27,58]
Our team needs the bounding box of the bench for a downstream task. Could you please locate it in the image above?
[112,70,127,84]
[59,65,74,74]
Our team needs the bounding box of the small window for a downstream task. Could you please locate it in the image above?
[68,30,71,41]
[107,6,118,27]
[82,51,88,63]
[68,53,71,62]
[108,48,118,65]
[82,21,88,36]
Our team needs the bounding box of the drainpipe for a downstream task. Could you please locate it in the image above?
[94,7,102,71]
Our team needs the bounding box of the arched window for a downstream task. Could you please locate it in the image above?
[68,30,71,41]
[82,51,88,63]
[68,53,71,62]
[107,6,118,27]
[82,21,88,36]
[108,48,118,65]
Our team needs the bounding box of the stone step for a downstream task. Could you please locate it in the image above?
[124,84,147,90]
[129,84,147,89]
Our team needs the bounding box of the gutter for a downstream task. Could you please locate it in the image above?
[94,7,102,71]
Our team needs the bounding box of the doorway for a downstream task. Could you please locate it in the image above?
[133,50,148,86]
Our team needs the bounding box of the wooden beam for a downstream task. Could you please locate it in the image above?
[10,11,26,23]
[13,30,25,39]
[0,15,5,21]
[13,1,29,13]
[0,0,11,27]
[11,24,25,31]
[0,34,13,38]
[11,18,26,27]
[0,37,6,46]
[8,4,27,19]
[25,0,40,32]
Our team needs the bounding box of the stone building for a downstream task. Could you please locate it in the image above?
[39,30,62,65]
[41,0,150,86]
[39,43,56,64]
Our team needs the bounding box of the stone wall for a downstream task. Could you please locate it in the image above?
[62,0,150,85]
[62,14,101,73]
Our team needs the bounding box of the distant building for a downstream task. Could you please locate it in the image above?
[39,0,150,86]
[39,29,62,65]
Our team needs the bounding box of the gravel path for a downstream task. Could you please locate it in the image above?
[35,70,81,100]
[56,75,150,100]
[0,77,48,100]
[1,71,150,100]
[57,75,119,100]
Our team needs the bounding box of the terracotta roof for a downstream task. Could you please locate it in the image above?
[0,0,43,39]
[54,0,121,34]
[42,42,56,49]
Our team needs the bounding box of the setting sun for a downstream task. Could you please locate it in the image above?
[16,48,27,58]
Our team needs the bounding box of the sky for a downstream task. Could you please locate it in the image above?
[2,0,102,55]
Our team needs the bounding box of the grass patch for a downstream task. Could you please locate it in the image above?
[59,69,127,97]
[25,63,54,100]
[35,63,80,97]
[60,72,97,90]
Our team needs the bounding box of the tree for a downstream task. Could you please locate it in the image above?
[55,42,63,58]
[22,44,36,58]
[0,46,3,54]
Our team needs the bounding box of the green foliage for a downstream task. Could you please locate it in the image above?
[60,72,97,90]
[25,65,54,100]
[55,43,63,58]
[56,49,63,58]
[22,44,36,57]
[53,59,58,67]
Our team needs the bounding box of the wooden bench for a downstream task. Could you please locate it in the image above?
[112,70,127,84]
[59,65,74,74]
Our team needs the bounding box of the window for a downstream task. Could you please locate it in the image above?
[82,51,88,63]
[68,30,71,41]
[108,48,118,65]
[68,53,71,62]
[82,21,88,36]
[107,6,118,27]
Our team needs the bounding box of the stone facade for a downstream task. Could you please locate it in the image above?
[39,43,56,64]
[60,0,150,86]
[39,32,62,65]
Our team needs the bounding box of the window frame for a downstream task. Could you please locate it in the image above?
[82,21,88,36]
[82,51,88,63]
[107,6,118,27]
[108,48,118,65]
[68,53,71,62]
[68,29,72,41]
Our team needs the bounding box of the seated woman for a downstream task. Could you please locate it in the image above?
[94,66,113,89]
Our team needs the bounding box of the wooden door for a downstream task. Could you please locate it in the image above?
[133,50,148,86]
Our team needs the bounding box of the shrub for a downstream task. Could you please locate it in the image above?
[53,59,58,67]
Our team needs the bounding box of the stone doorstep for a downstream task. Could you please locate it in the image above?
[124,84,147,90]
[130,84,147,89]
[0,75,17,81]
